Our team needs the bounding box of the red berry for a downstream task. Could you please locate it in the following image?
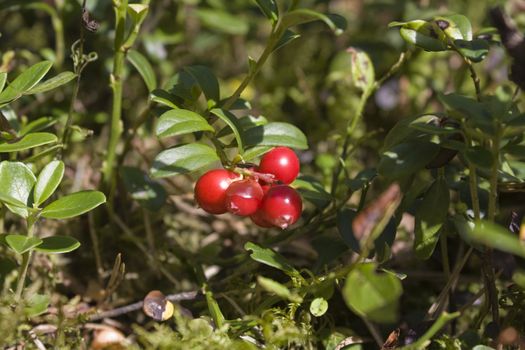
[258,147,300,184]
[194,169,240,214]
[225,179,264,216]
[250,209,274,228]
[259,185,302,229]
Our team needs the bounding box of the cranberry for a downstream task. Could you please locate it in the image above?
[258,147,300,184]
[250,209,274,227]
[259,185,302,229]
[225,179,264,216]
[194,169,240,214]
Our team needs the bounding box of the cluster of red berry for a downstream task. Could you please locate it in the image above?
[194,147,303,229]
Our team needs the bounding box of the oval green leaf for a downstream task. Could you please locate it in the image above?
[151,143,220,178]
[310,297,329,317]
[343,262,402,323]
[184,66,220,104]
[0,61,53,105]
[26,71,77,94]
[243,122,308,150]
[41,190,106,219]
[378,141,440,179]
[24,293,49,317]
[156,109,214,138]
[34,235,80,254]
[0,132,57,153]
[127,49,157,92]
[33,160,65,206]
[150,89,180,109]
[0,161,36,217]
[5,234,43,255]
[245,242,299,278]
[281,9,347,35]
[210,108,244,153]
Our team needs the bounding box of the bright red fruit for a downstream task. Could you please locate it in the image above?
[258,147,300,184]
[194,169,240,214]
[225,179,264,216]
[250,209,274,227]
[259,185,302,229]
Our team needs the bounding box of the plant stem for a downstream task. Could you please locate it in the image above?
[400,312,460,350]
[15,216,37,300]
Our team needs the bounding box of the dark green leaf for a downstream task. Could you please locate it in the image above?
[465,220,525,258]
[41,191,106,219]
[24,293,49,317]
[210,108,244,153]
[414,177,450,259]
[281,9,346,35]
[156,109,214,138]
[273,29,301,52]
[257,276,302,303]
[378,141,440,179]
[5,234,42,254]
[463,146,493,169]
[381,114,442,152]
[33,160,64,206]
[391,20,447,52]
[151,143,219,178]
[242,146,272,161]
[254,0,278,22]
[0,61,53,105]
[195,9,249,35]
[26,71,77,94]
[121,166,167,211]
[245,242,299,277]
[243,122,308,149]
[34,235,80,254]
[0,161,36,217]
[454,39,489,62]
[0,132,57,153]
[217,115,267,138]
[127,49,157,92]
[19,116,58,135]
[443,14,472,40]
[293,176,332,208]
[343,262,402,323]
[150,89,179,109]
[184,66,220,104]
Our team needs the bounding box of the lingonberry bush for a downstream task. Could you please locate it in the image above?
[1,0,525,349]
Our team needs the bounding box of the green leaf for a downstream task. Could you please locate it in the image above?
[25,71,76,94]
[343,262,402,323]
[257,276,302,303]
[156,109,214,138]
[245,242,299,277]
[0,72,6,92]
[391,20,447,52]
[150,89,179,109]
[414,177,450,259]
[0,132,57,153]
[293,176,332,208]
[24,293,50,317]
[273,29,301,52]
[121,166,167,211]
[465,220,525,258]
[34,235,80,254]
[127,49,157,92]
[217,115,267,138]
[281,9,347,35]
[184,66,220,104]
[19,116,58,135]
[127,3,149,26]
[33,160,64,206]
[0,161,36,217]
[195,9,249,35]
[0,61,53,105]
[242,146,272,161]
[243,122,308,149]
[5,234,43,254]
[381,114,442,152]
[254,0,278,22]
[41,190,106,219]
[151,143,220,178]
[463,146,493,169]
[454,39,489,63]
[210,108,244,153]
[378,141,440,179]
[310,297,329,317]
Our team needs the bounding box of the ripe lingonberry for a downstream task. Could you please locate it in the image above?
[225,179,264,216]
[259,185,302,229]
[194,169,240,214]
[250,209,274,227]
[258,147,300,184]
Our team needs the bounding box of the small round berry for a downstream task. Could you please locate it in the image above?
[225,179,264,216]
[194,169,240,214]
[250,209,274,228]
[259,185,302,229]
[258,147,300,184]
